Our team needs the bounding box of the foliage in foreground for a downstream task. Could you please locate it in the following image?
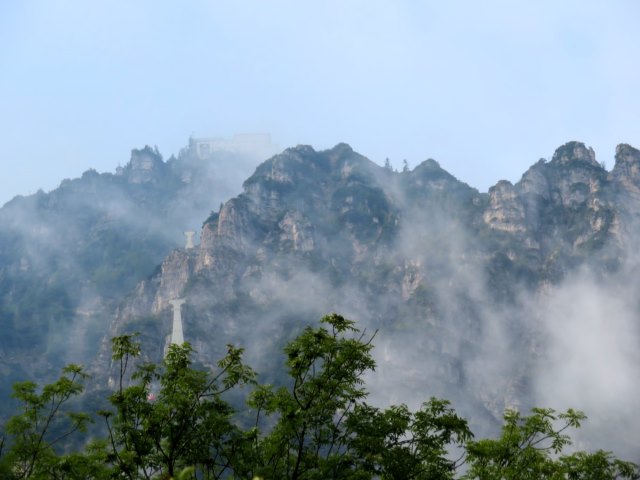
[0,314,637,479]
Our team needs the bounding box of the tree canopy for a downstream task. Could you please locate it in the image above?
[0,313,637,479]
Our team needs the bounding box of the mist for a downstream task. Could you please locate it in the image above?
[3,140,640,463]
[0,137,275,409]
[164,143,637,459]
[531,269,640,458]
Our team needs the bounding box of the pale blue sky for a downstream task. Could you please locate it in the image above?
[1,1,639,206]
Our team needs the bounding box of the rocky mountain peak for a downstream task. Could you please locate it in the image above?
[550,141,599,168]
[517,159,550,200]
[412,158,446,176]
[420,158,441,169]
[407,159,467,194]
[483,180,526,233]
[491,179,516,192]
[329,142,354,155]
[285,144,317,156]
[615,143,640,159]
[123,146,166,184]
[611,143,640,187]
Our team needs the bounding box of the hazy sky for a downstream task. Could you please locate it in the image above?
[1,0,639,206]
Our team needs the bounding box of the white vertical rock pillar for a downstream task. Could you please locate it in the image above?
[183,231,196,250]
[169,298,186,346]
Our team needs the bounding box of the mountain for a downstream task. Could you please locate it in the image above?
[0,142,265,408]
[96,141,640,450]
[2,140,640,455]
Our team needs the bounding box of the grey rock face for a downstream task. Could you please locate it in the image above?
[611,144,640,195]
[152,250,195,314]
[483,180,526,233]
[550,141,599,167]
[125,147,166,184]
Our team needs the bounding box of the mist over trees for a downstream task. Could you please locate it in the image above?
[1,314,637,479]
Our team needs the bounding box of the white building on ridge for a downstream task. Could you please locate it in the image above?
[189,133,276,160]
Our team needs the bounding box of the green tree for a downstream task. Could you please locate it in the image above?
[102,338,255,479]
[463,408,639,480]
[247,314,472,480]
[346,398,471,479]
[111,332,142,395]
[1,314,638,480]
[0,364,108,479]
[558,450,639,479]
[247,314,377,479]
